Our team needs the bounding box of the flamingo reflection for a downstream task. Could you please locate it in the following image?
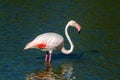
[26,63,76,80]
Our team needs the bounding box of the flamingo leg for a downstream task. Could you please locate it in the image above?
[48,51,52,63]
[45,51,49,62]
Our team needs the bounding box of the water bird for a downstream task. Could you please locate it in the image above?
[24,20,81,63]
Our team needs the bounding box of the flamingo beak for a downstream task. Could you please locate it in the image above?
[78,30,81,34]
[74,22,81,34]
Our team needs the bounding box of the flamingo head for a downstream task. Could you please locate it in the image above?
[69,20,81,33]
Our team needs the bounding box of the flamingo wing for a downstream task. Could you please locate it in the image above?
[33,33,64,50]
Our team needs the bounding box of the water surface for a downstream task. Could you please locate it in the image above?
[0,0,119,80]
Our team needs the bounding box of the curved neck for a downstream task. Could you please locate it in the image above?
[61,23,74,54]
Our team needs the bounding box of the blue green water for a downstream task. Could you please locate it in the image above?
[0,0,120,80]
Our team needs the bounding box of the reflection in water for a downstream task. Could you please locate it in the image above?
[62,64,75,80]
[26,63,76,80]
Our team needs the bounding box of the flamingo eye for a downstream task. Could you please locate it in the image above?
[70,21,75,26]
[69,20,75,26]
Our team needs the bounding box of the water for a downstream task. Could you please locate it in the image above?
[0,0,119,80]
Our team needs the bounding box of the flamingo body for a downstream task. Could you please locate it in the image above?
[26,33,64,51]
[24,20,81,63]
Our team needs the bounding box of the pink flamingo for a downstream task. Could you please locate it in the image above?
[24,20,81,63]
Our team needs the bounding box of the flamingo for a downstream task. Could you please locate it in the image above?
[24,20,81,63]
